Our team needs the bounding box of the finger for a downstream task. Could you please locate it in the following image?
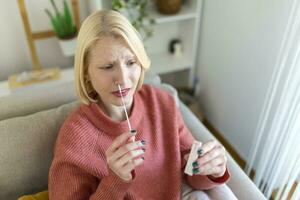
[198,140,218,157]
[123,157,145,174]
[111,140,145,163]
[198,155,226,172]
[209,164,226,177]
[198,146,225,165]
[183,153,189,161]
[115,149,145,168]
[128,135,135,143]
[107,131,136,153]
[194,164,225,176]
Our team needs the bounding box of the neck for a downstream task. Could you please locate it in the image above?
[98,99,133,121]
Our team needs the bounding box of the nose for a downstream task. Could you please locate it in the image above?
[114,64,128,86]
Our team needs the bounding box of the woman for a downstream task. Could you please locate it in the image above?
[48,10,233,199]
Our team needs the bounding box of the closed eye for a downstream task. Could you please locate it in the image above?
[127,59,136,66]
[100,64,113,69]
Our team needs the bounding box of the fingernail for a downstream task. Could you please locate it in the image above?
[131,129,137,134]
[193,168,199,174]
[141,157,145,160]
[197,149,203,156]
[192,161,199,167]
[142,148,146,152]
[141,140,146,145]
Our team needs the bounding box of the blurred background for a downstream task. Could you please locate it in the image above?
[0,0,299,199]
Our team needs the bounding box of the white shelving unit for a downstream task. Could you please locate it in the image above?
[88,0,203,87]
[149,1,198,24]
[0,1,203,97]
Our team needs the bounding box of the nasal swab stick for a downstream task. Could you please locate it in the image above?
[117,84,132,132]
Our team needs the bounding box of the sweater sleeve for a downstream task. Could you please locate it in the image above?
[91,169,134,199]
[48,117,133,199]
[176,106,230,190]
[49,159,133,200]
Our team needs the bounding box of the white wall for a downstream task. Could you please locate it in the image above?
[196,0,294,162]
[0,0,89,81]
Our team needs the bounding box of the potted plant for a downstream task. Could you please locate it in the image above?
[112,0,155,41]
[45,0,77,56]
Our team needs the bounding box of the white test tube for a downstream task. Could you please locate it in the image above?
[184,141,202,176]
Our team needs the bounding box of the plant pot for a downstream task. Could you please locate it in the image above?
[156,0,182,15]
[58,37,77,57]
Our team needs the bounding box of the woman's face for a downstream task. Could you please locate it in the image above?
[87,36,142,107]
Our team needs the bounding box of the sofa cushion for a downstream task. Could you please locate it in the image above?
[18,190,48,200]
[144,72,162,86]
[0,101,80,200]
[0,72,161,121]
[0,82,77,121]
[0,82,179,199]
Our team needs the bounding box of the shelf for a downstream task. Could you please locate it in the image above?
[0,68,74,97]
[0,59,189,97]
[149,52,192,75]
[149,3,197,24]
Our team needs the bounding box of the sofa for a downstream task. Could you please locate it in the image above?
[0,73,266,199]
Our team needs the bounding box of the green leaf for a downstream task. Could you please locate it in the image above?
[45,0,77,38]
[50,0,60,15]
[64,0,76,35]
[110,0,156,41]
[51,17,62,37]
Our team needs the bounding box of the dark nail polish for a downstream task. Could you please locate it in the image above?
[141,157,145,160]
[192,161,199,167]
[197,149,203,156]
[142,148,146,152]
[193,168,199,174]
[141,140,146,145]
[131,129,137,133]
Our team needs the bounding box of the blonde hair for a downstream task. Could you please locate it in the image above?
[74,10,151,105]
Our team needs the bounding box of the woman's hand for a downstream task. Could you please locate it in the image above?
[185,140,227,178]
[105,130,146,181]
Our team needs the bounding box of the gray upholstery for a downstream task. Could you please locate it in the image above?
[0,72,161,121]
[0,73,265,199]
[0,81,77,121]
[0,101,80,199]
[180,102,266,200]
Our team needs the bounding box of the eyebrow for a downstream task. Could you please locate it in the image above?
[93,51,137,66]
[107,55,136,63]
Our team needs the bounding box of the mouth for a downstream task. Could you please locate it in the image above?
[111,88,130,98]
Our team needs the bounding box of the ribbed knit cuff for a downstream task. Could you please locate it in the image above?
[93,169,135,199]
[105,168,135,187]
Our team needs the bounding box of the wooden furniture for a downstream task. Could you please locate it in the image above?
[0,68,74,97]
[8,68,61,89]
[10,0,80,89]
[17,0,80,70]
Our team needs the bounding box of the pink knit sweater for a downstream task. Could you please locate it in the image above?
[48,84,230,199]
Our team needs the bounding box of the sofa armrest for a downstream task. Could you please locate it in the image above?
[179,102,266,200]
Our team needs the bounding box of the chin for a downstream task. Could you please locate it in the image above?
[111,96,132,107]
[122,97,133,106]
